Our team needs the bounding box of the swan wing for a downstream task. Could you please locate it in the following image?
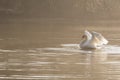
[91,31,108,45]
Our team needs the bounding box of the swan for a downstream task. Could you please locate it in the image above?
[80,30,108,49]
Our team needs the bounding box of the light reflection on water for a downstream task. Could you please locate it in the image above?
[0,43,120,80]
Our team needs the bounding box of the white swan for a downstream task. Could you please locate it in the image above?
[80,30,108,49]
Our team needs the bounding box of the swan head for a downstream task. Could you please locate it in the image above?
[81,30,92,40]
[80,30,91,45]
[82,34,87,39]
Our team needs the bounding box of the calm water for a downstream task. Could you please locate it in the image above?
[0,21,120,80]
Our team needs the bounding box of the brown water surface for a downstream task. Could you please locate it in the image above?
[0,21,120,80]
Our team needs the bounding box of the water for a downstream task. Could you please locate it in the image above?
[0,20,120,80]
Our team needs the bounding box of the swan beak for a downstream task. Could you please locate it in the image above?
[82,35,85,38]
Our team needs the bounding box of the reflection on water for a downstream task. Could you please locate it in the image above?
[0,43,120,80]
[0,24,120,80]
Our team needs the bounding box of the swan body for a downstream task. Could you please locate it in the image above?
[80,30,108,49]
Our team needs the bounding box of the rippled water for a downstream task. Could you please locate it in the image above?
[0,22,120,80]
